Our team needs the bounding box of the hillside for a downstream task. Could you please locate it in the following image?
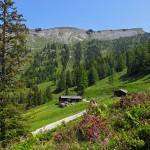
[27,27,145,49]
[24,71,150,131]
[10,73,150,149]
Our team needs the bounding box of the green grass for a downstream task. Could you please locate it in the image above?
[25,100,88,131]
[38,81,53,91]
[25,70,150,131]
[84,70,125,100]
[84,71,150,101]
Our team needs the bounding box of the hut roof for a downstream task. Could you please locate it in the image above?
[59,96,81,99]
[118,89,128,93]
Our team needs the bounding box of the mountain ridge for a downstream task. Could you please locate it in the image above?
[27,27,145,47]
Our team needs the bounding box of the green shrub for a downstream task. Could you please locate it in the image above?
[109,92,150,149]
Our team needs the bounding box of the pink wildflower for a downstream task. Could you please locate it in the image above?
[100,125,105,129]
[95,124,99,127]
[104,120,108,124]
[87,129,93,133]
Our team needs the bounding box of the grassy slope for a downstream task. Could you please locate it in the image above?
[25,71,150,131]
[85,71,150,103]
[25,101,88,131]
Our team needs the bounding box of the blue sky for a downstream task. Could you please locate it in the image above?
[14,0,150,32]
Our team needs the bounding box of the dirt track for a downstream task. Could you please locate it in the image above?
[32,110,86,134]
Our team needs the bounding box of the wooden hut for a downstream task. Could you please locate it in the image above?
[59,95,81,103]
[59,95,81,108]
[114,89,128,97]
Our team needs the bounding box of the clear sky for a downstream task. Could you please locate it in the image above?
[14,0,150,32]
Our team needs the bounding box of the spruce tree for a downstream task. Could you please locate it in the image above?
[66,70,72,88]
[77,66,88,95]
[45,86,53,101]
[65,70,72,95]
[57,71,66,92]
[61,44,70,69]
[108,68,115,85]
[116,52,125,72]
[88,65,99,86]
[0,0,29,146]
[74,42,82,67]
[0,0,28,105]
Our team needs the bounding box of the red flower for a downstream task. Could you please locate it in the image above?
[93,117,97,120]
[104,120,108,124]
[87,129,93,133]
[91,118,96,122]
[90,119,95,122]
[100,125,105,129]
[95,124,99,127]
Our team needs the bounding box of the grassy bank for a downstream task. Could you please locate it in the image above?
[25,71,150,131]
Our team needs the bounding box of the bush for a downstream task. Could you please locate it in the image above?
[77,114,109,142]
[0,103,29,148]
[109,92,150,149]
[112,92,150,109]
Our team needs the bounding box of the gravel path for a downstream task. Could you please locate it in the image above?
[32,110,86,134]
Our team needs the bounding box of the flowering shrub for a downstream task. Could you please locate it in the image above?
[109,92,150,149]
[112,92,150,109]
[86,102,108,118]
[78,114,109,142]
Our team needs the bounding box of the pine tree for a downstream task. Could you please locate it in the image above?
[32,85,39,106]
[26,89,34,108]
[37,90,44,105]
[126,49,135,75]
[57,71,66,92]
[45,86,52,101]
[98,58,108,79]
[88,65,99,86]
[116,52,126,72]
[0,0,28,106]
[108,68,115,85]
[66,70,72,88]
[74,42,82,67]
[77,66,88,95]
[65,70,72,95]
[0,0,29,146]
[61,44,70,69]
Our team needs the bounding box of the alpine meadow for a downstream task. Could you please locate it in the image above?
[0,0,150,149]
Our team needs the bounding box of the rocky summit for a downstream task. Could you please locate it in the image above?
[27,27,145,47]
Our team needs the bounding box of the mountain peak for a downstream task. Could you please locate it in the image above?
[27,27,145,47]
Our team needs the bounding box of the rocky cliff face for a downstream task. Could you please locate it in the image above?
[27,27,145,48]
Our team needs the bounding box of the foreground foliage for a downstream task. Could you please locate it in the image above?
[110,92,150,149]
[9,91,150,149]
[0,103,29,148]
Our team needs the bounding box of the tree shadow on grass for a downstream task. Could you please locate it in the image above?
[53,89,60,94]
[119,73,149,83]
